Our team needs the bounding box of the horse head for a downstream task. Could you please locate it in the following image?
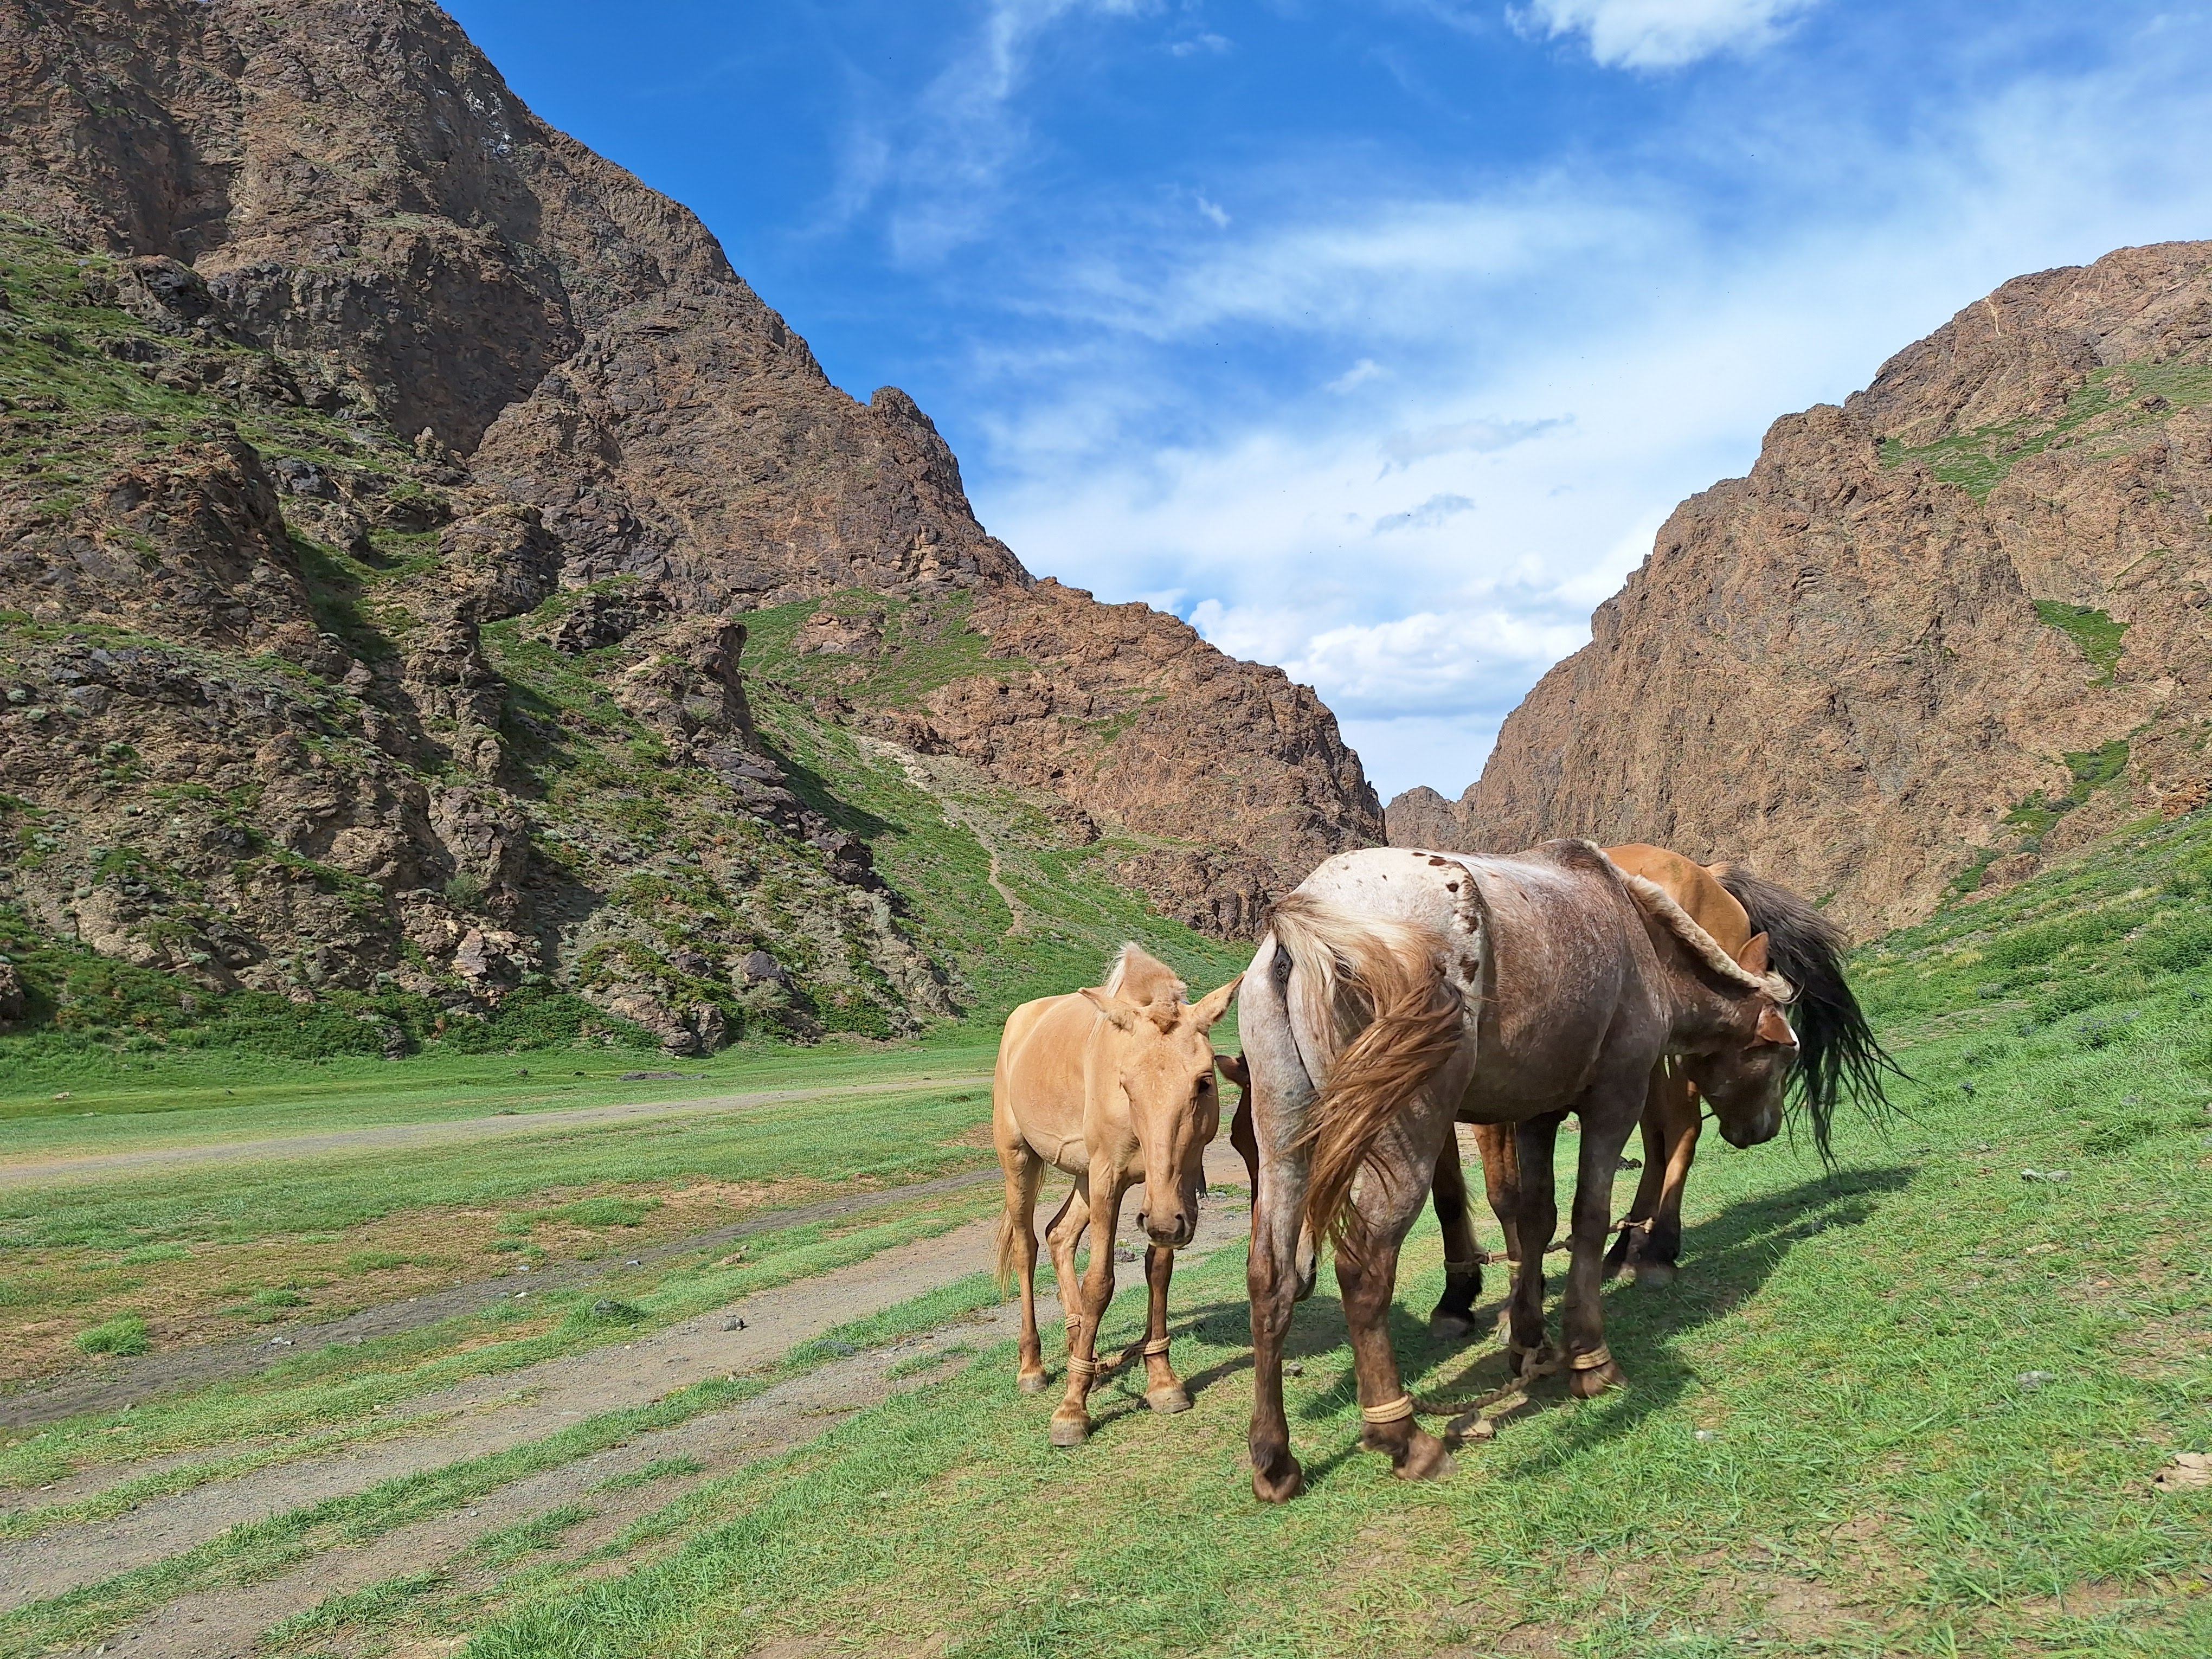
[1680,931,1799,1148]
[1080,969,1243,1247]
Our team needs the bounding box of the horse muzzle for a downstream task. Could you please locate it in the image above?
[1139,1210,1195,1248]
[1718,1107,1782,1149]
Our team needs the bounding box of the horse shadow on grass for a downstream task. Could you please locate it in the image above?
[1126,1165,1912,1488]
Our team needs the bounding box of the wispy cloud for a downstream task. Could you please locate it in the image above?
[1326,357,1386,393]
[1373,493,1476,532]
[1382,416,1568,466]
[1514,0,1824,68]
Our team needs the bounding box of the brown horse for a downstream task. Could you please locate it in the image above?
[993,945,1241,1448]
[1419,845,1895,1332]
[1238,840,1798,1501]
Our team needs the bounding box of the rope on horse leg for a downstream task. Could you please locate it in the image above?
[1359,1393,1417,1425]
[1443,1256,1486,1272]
[1066,1353,1098,1380]
[1142,1336,1173,1357]
[1568,1344,1614,1371]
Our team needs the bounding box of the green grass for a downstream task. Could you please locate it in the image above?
[2035,601,2130,684]
[387,812,2212,1659]
[70,1313,147,1356]
[1880,357,2212,500]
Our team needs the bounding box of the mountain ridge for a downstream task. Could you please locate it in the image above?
[0,0,1377,1054]
[1391,239,2212,934]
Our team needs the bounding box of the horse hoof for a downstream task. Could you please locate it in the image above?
[1146,1385,1192,1415]
[1018,1371,1050,1394]
[1049,1413,1091,1448]
[1250,1455,1306,1503]
[1634,1261,1679,1289]
[1428,1310,1477,1342]
[1570,1360,1627,1398]
[1397,1430,1456,1483]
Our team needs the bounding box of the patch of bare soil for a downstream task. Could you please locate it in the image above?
[1,1169,1000,1429]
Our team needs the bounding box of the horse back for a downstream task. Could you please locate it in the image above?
[995,993,1105,1174]
[1453,844,1667,1111]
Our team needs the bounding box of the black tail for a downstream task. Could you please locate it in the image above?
[1714,865,1903,1162]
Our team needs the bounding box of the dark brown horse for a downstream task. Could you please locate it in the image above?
[1419,846,1896,1338]
[1238,840,1800,1502]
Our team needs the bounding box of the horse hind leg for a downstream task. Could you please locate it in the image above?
[1621,1066,1701,1288]
[1140,1244,1189,1414]
[1604,1076,1672,1281]
[1336,1103,1459,1484]
[1426,1131,1485,1342]
[999,1143,1050,1392]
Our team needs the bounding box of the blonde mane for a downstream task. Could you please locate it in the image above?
[1617,872,1793,1001]
[1101,942,1187,1008]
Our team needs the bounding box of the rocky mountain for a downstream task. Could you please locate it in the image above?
[1391,241,2212,935]
[0,0,1377,1052]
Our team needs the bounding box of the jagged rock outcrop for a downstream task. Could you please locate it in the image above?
[1394,242,2212,933]
[0,0,1378,1043]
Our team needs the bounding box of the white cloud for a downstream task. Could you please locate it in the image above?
[1326,357,1386,393]
[1514,0,1823,68]
[938,8,2212,798]
[1169,31,1231,56]
[1194,192,1232,229]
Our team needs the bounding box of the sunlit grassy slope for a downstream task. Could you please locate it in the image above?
[393,811,2212,1659]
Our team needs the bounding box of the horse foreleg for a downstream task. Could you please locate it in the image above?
[1051,1169,1125,1448]
[1043,1182,1089,1360]
[1139,1244,1189,1413]
[1506,1115,1562,1375]
[1563,1086,1640,1396]
[1337,1102,1457,1482]
[1427,1132,1485,1341]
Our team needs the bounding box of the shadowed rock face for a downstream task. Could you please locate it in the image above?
[0,0,1380,1030]
[1392,242,2212,935]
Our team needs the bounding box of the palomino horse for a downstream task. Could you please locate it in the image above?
[1238,840,1798,1502]
[1420,845,1894,1335]
[993,945,1241,1448]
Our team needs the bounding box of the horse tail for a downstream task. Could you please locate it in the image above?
[1713,864,1904,1162]
[1268,893,1462,1252]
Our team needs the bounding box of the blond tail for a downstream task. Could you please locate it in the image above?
[1269,892,1462,1252]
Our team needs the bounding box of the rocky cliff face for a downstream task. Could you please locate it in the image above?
[0,0,1377,1047]
[1392,242,2212,934]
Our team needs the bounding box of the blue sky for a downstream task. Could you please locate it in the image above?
[445,0,2212,800]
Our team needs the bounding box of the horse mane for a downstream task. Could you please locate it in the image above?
[1101,942,1186,1009]
[1712,863,1904,1161]
[1616,872,1793,1001]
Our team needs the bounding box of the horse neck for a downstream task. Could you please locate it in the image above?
[1654,937,1757,1050]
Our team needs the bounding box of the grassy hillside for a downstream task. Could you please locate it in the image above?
[0,214,1249,1088]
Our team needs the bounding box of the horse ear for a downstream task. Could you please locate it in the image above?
[1758,1004,1797,1046]
[1189,973,1243,1030]
[1735,932,1771,976]
[1078,987,1139,1031]
[1214,1051,1250,1089]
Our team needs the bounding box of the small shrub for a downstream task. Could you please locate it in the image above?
[573,1297,646,1326]
[443,871,490,911]
[75,1313,150,1355]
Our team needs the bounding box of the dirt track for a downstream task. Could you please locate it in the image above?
[11,1147,1255,1658]
[0,1073,993,1187]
